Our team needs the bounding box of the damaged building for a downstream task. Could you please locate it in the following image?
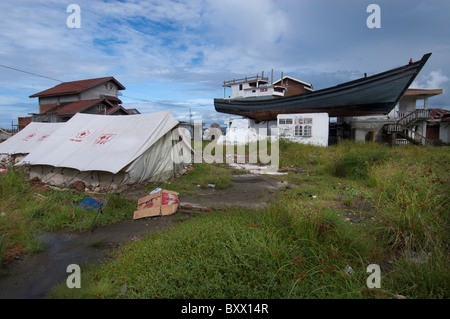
[26,76,140,124]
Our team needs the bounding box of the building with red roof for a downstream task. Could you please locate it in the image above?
[28,76,139,123]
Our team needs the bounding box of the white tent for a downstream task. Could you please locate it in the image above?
[17,111,192,189]
[0,122,64,164]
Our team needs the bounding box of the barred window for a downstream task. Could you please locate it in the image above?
[294,118,312,137]
[303,125,312,136]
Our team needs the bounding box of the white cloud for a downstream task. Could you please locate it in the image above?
[411,69,449,89]
[1,0,450,127]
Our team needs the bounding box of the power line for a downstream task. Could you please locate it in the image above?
[0,64,155,103]
[0,64,63,83]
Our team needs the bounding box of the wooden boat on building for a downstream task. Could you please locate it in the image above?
[214,53,432,122]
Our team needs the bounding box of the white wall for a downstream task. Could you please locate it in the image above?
[217,118,256,144]
[439,122,450,144]
[277,113,329,146]
[229,82,282,99]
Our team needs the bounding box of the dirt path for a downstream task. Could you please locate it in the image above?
[179,174,283,209]
[0,174,283,299]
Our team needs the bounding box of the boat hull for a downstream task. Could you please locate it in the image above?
[214,53,431,121]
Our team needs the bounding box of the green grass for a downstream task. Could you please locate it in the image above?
[49,142,449,299]
[0,167,137,267]
[2,141,449,299]
[145,163,234,195]
[49,207,377,299]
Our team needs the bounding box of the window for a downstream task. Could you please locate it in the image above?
[239,84,243,91]
[278,118,292,125]
[294,117,312,137]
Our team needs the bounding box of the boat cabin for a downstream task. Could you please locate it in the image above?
[222,73,286,99]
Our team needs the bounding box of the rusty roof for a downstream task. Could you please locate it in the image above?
[30,76,125,98]
[52,99,104,115]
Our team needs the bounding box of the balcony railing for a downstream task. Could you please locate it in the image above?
[397,109,430,127]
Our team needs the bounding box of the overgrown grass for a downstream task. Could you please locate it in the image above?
[0,167,136,267]
[2,141,449,299]
[0,167,42,265]
[49,207,378,299]
[49,142,449,299]
[0,160,236,268]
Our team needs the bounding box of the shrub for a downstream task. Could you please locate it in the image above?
[331,148,389,180]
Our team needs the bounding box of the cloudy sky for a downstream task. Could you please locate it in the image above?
[1,0,449,128]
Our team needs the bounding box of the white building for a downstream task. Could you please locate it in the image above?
[351,88,446,145]
[277,113,329,147]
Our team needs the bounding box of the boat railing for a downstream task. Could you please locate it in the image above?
[223,74,269,86]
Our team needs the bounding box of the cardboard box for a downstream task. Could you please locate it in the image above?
[133,190,179,219]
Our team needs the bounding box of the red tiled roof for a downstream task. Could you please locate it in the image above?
[417,108,450,119]
[430,108,450,118]
[30,77,125,98]
[126,108,141,114]
[106,105,132,115]
[53,99,104,115]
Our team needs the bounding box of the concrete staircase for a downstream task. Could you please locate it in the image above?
[383,109,430,146]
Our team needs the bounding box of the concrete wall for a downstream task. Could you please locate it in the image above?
[439,122,450,144]
[80,82,118,100]
[39,94,79,105]
[277,113,329,146]
[351,119,394,143]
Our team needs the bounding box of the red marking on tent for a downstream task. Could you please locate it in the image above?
[76,130,90,138]
[94,134,116,145]
[23,133,36,141]
[70,130,91,142]
[38,133,52,141]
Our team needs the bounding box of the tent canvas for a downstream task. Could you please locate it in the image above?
[0,122,64,163]
[17,111,192,189]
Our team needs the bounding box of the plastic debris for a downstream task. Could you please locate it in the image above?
[76,197,103,210]
[343,265,355,275]
[150,187,162,194]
